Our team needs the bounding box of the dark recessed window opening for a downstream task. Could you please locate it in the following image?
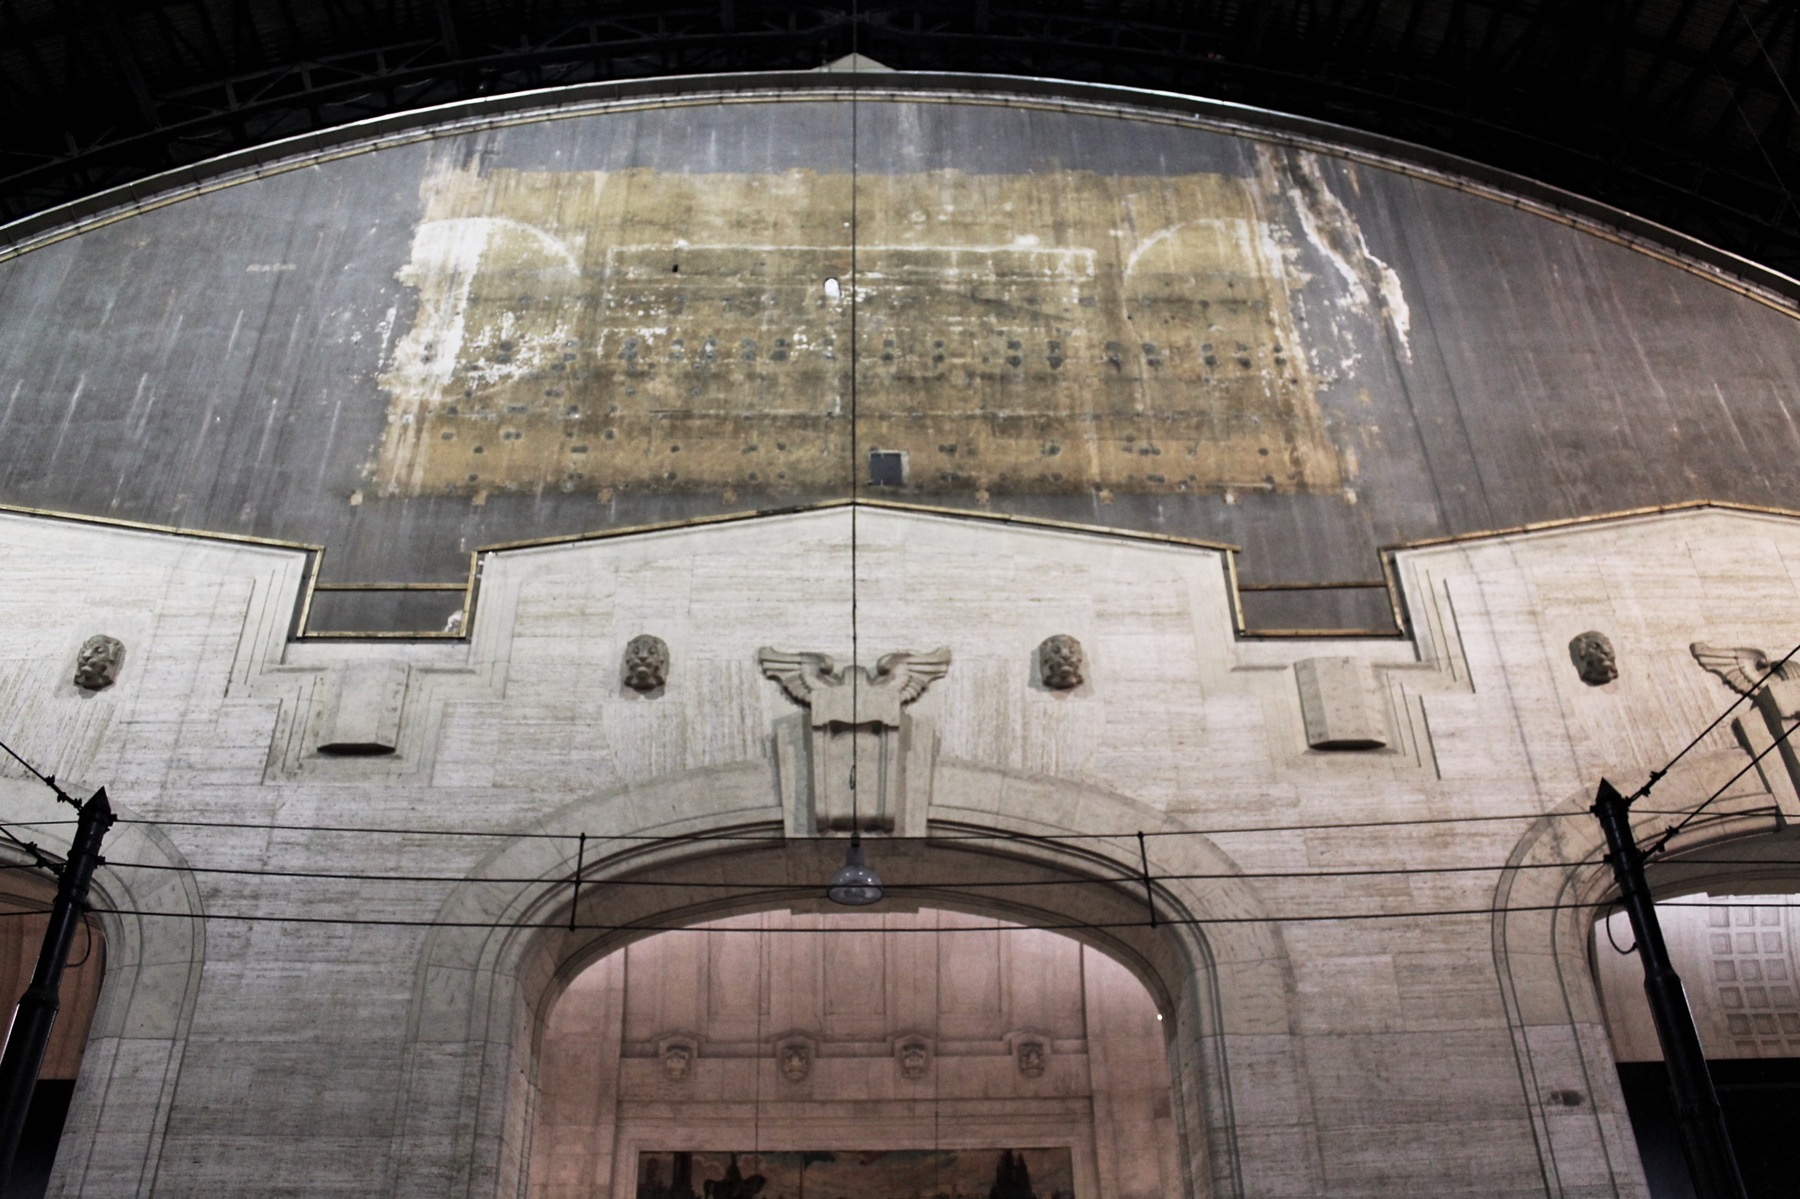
[868,450,907,488]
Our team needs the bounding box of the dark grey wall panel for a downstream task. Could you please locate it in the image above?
[0,94,1794,612]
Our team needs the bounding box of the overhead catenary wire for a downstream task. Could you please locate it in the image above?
[4,630,1789,855]
[79,855,1800,889]
[1647,706,1800,858]
[73,802,1757,843]
[0,735,80,809]
[0,822,60,874]
[1,582,1794,932]
[847,4,862,835]
[1628,641,1800,803]
[51,897,1800,934]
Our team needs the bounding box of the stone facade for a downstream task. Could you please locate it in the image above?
[3,502,1799,1197]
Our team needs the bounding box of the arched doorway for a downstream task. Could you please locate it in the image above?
[399,777,1305,1199]
[529,907,1180,1199]
[0,876,103,1199]
[1493,756,1800,1198]
[1594,881,1800,1198]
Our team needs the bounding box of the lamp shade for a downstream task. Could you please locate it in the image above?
[826,834,884,906]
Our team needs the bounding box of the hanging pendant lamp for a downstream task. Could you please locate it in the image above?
[827,832,884,905]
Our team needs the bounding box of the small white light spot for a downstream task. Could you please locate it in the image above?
[824,277,841,301]
[1155,1013,1164,1021]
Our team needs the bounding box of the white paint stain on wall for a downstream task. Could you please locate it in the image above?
[377,183,582,495]
[1261,147,1413,363]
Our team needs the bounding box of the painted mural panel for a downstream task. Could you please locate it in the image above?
[634,1148,1075,1199]
[376,157,1344,502]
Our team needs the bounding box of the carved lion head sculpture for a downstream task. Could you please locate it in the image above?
[74,634,125,691]
[1037,634,1085,691]
[1568,631,1617,686]
[622,634,671,691]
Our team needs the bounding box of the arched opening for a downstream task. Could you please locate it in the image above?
[1594,879,1800,1199]
[1489,755,1800,1199]
[417,797,1293,1199]
[0,875,103,1199]
[528,907,1179,1199]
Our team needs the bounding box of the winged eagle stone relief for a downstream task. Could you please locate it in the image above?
[756,646,952,836]
[1689,642,1800,696]
[756,647,952,711]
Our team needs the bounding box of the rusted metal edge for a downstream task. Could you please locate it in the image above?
[0,501,319,552]
[1237,580,1389,591]
[1237,628,1409,639]
[1381,498,1800,555]
[310,582,468,591]
[476,496,1242,553]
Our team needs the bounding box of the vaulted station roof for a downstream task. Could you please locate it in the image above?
[2,1,1797,282]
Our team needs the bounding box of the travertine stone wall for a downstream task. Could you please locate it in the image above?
[1,503,1798,1198]
[531,910,1179,1199]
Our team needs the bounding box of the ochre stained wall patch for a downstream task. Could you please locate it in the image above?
[375,160,1345,501]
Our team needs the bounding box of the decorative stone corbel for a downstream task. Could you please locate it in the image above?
[1294,657,1388,750]
[774,1033,816,1084]
[317,660,410,755]
[657,1033,699,1083]
[758,646,950,837]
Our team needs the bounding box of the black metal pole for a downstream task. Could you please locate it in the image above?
[0,787,113,1188]
[1593,778,1747,1199]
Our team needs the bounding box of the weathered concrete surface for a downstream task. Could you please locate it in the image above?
[0,91,1796,618]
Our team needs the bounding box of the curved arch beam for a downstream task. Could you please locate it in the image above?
[389,759,1308,1199]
